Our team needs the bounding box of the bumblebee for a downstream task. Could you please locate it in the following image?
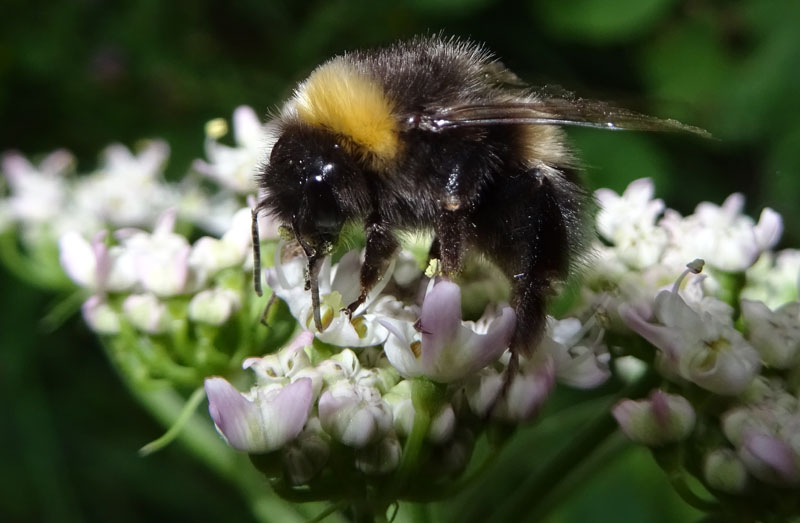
[253,35,706,358]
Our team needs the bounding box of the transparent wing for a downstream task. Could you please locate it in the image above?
[414,95,711,138]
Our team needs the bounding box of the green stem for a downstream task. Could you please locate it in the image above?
[484,371,660,523]
[103,341,314,523]
[138,386,206,456]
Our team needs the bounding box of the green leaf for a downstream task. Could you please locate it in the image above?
[533,0,677,42]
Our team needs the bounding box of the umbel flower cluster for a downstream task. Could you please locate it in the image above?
[2,107,798,521]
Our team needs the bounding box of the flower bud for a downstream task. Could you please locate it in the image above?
[739,433,800,486]
[282,418,330,485]
[355,434,402,475]
[318,382,392,448]
[493,354,555,422]
[122,293,172,334]
[384,380,456,443]
[81,296,120,334]
[703,448,748,493]
[612,390,695,446]
[741,300,800,369]
[188,288,240,325]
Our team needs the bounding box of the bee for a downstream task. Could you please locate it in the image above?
[252,35,707,361]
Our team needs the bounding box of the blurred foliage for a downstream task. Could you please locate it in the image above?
[1,0,796,521]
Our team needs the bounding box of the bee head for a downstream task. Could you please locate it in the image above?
[261,125,368,257]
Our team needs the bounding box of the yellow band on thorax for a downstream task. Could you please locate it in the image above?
[293,59,400,162]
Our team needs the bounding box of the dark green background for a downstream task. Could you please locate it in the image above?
[2,0,797,521]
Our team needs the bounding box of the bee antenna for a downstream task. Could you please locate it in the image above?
[251,207,264,297]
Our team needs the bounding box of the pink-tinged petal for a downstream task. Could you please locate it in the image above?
[205,377,313,453]
[457,307,516,373]
[1,152,33,185]
[420,280,464,366]
[612,390,695,446]
[91,231,111,290]
[59,231,97,287]
[258,378,314,450]
[619,303,682,365]
[740,433,800,486]
[496,355,555,422]
[205,377,264,452]
[154,208,178,236]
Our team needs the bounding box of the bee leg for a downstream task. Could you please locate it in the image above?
[345,217,399,315]
[434,209,467,276]
[474,167,583,359]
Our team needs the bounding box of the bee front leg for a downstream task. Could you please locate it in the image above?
[345,217,399,315]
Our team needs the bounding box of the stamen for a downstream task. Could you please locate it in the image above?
[672,258,705,294]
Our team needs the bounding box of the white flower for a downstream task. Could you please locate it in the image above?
[722,400,800,486]
[2,149,73,224]
[59,230,136,293]
[318,381,393,448]
[660,194,782,273]
[243,331,322,399]
[265,247,396,347]
[81,295,121,334]
[205,376,314,453]
[491,353,555,422]
[188,207,253,278]
[122,293,172,334]
[741,299,800,369]
[621,267,761,395]
[188,288,241,325]
[117,210,197,297]
[541,317,610,389]
[595,178,665,242]
[742,249,800,308]
[192,106,272,194]
[73,140,173,228]
[381,279,515,383]
[595,178,668,269]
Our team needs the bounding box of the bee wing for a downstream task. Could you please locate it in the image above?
[416,97,711,138]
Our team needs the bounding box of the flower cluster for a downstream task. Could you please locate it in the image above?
[4,109,799,519]
[593,179,800,520]
[206,251,610,494]
[0,106,270,291]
